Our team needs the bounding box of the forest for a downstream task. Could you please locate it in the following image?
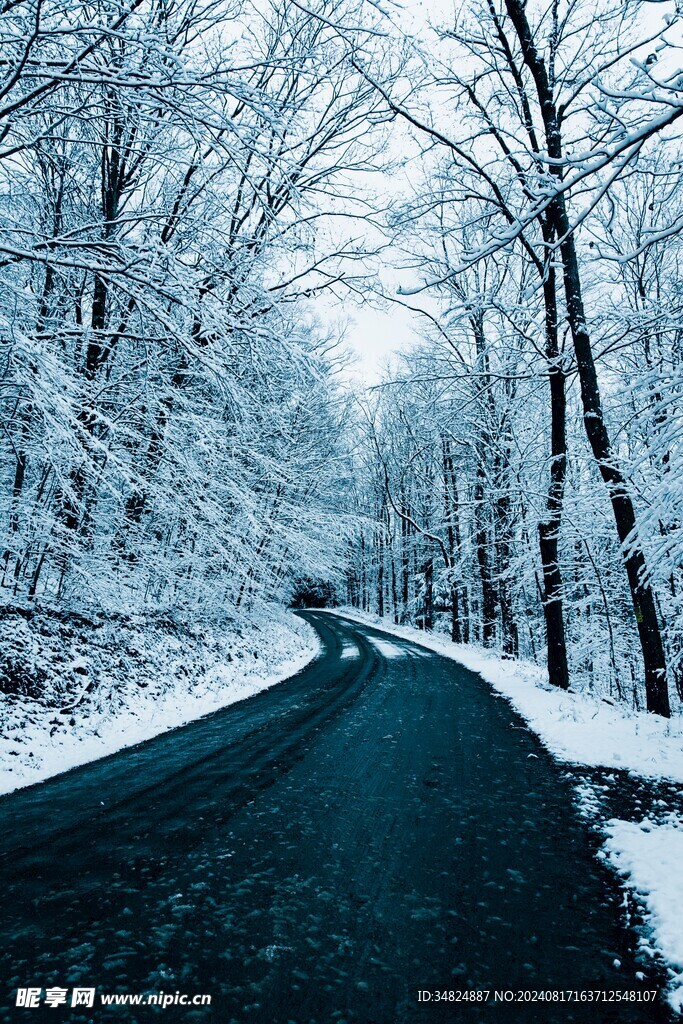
[0,0,682,725]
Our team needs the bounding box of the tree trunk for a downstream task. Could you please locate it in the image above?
[537,231,570,689]
[461,585,470,643]
[556,221,669,714]
[377,507,384,618]
[504,0,670,716]
[400,490,410,622]
[496,500,518,657]
[442,436,462,642]
[475,463,497,646]
[390,535,399,624]
[422,556,434,630]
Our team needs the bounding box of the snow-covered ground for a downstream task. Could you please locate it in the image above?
[327,607,683,1010]
[0,606,319,796]
[604,818,683,1011]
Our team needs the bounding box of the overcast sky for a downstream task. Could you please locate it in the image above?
[308,0,456,385]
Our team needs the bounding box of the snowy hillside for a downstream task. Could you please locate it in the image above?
[0,606,319,795]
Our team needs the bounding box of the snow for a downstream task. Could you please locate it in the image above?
[367,637,406,659]
[605,818,683,1011]
[327,607,683,1008]
[0,608,319,796]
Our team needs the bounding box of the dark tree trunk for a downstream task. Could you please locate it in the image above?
[471,314,498,647]
[496,499,518,658]
[556,220,669,714]
[442,436,462,643]
[475,462,497,646]
[3,429,28,585]
[504,0,670,716]
[400,495,410,623]
[539,522,569,687]
[537,228,570,689]
[390,533,399,624]
[360,533,367,612]
[422,557,434,631]
[494,446,518,658]
[62,140,129,538]
[461,585,470,643]
[450,586,461,643]
[377,506,384,618]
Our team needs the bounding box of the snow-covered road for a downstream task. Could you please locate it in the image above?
[0,612,673,1023]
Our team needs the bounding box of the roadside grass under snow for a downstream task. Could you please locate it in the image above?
[327,607,683,1011]
[0,605,319,797]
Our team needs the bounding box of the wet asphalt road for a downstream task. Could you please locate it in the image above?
[0,612,673,1023]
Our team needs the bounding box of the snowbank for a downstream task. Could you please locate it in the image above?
[0,607,319,796]
[327,608,683,1009]
[605,819,683,1011]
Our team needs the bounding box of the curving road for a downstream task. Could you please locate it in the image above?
[0,612,673,1022]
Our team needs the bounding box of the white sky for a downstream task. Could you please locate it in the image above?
[345,301,420,383]
[317,256,441,385]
